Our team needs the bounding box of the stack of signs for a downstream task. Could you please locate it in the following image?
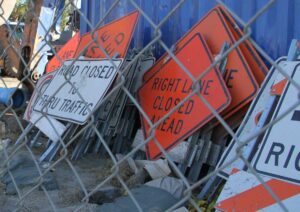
[138,6,267,160]
[217,59,300,179]
[215,41,300,209]
[24,11,140,141]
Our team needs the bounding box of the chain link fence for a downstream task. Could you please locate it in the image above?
[0,0,297,211]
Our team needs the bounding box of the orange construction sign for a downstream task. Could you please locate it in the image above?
[218,5,268,85]
[138,34,231,160]
[45,32,80,73]
[143,7,260,119]
[75,11,139,59]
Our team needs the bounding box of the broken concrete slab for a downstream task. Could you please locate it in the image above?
[125,168,148,189]
[4,166,58,195]
[89,186,122,204]
[96,185,178,212]
[146,177,186,199]
[144,159,171,180]
[1,151,58,195]
[0,151,36,172]
[0,121,6,138]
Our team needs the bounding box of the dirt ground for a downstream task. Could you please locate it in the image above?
[0,147,138,211]
[0,106,139,211]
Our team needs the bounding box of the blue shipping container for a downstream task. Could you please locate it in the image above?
[80,0,300,61]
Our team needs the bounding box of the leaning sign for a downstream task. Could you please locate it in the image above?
[143,7,260,119]
[75,11,139,59]
[254,63,300,185]
[34,59,123,124]
[138,34,231,159]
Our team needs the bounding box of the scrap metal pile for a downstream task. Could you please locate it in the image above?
[1,2,300,211]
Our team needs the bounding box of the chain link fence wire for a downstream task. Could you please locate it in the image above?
[0,0,297,211]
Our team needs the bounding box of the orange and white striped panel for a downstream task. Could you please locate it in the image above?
[215,169,300,211]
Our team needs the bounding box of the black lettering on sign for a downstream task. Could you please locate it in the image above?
[284,145,295,168]
[264,142,300,171]
[38,94,48,106]
[152,96,194,114]
[89,66,98,78]
[181,80,192,93]
[104,43,114,56]
[181,79,213,95]
[46,96,60,109]
[62,50,74,60]
[87,31,125,57]
[225,69,238,88]
[115,33,125,46]
[264,142,284,166]
[151,114,184,135]
[80,103,94,116]
[151,78,181,92]
[105,66,114,78]
[198,79,213,95]
[295,152,300,171]
[90,45,98,55]
[72,101,85,114]
[101,31,110,42]
[59,99,72,112]
[291,110,300,121]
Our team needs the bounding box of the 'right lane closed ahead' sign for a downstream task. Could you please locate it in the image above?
[138,34,231,160]
[254,64,300,185]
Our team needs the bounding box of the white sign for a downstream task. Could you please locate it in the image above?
[216,170,300,211]
[24,72,66,142]
[33,59,123,124]
[216,58,289,178]
[254,64,300,185]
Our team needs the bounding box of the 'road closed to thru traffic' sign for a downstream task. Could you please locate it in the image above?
[34,59,123,124]
[138,34,231,160]
[254,63,300,185]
